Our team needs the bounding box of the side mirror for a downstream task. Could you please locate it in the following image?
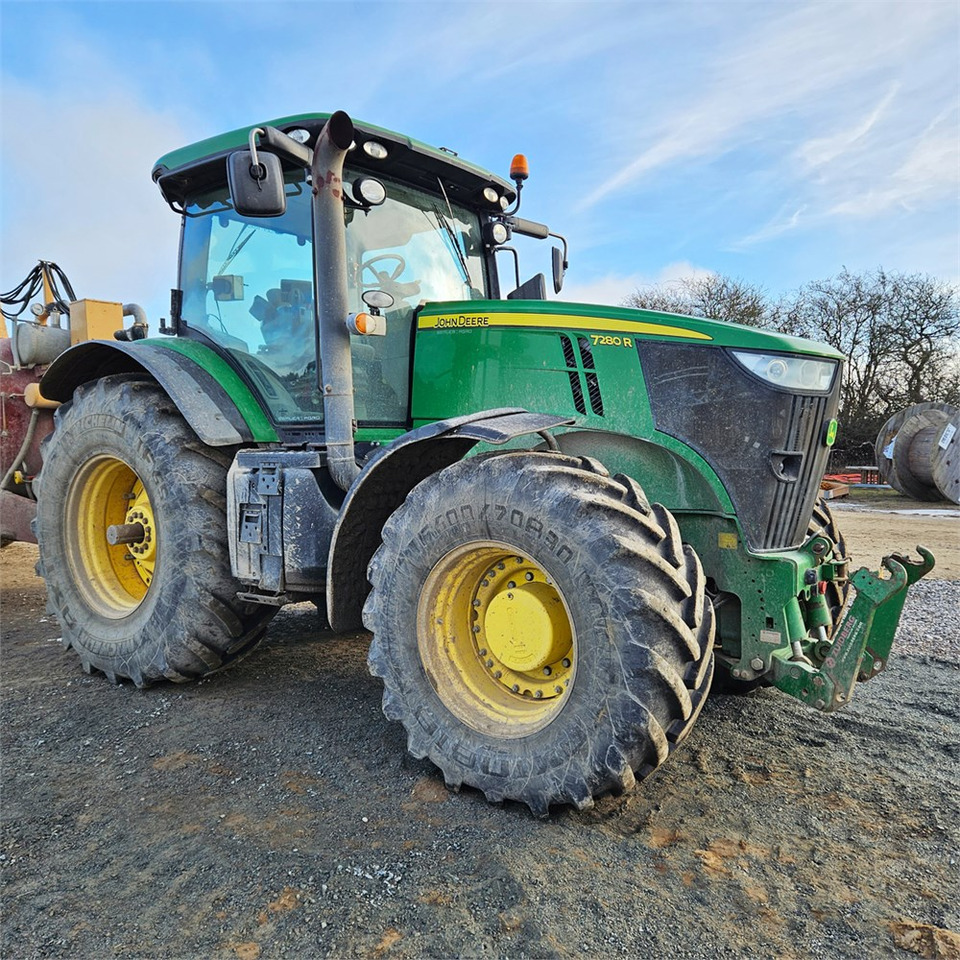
[552,245,566,294]
[226,150,286,217]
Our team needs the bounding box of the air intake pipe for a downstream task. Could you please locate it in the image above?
[311,111,360,492]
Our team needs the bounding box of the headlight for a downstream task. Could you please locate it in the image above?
[731,350,837,392]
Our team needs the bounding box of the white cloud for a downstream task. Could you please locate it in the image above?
[1,72,189,323]
[579,1,954,210]
[736,205,808,247]
[828,110,960,218]
[797,83,900,170]
[559,261,716,306]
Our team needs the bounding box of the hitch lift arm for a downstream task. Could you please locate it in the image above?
[771,547,935,712]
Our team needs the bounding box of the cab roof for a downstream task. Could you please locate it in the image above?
[152,112,517,212]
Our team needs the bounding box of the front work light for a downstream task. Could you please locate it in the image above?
[731,351,838,393]
[362,140,389,160]
[483,221,511,246]
[352,177,386,206]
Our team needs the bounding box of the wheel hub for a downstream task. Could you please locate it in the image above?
[417,543,576,738]
[65,455,156,617]
[473,561,573,697]
[123,480,156,586]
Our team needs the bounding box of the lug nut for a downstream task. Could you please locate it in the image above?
[525,571,534,581]
[511,684,519,693]
[508,581,516,589]
[562,658,571,668]
[543,666,552,676]
[554,686,563,694]
[534,690,543,699]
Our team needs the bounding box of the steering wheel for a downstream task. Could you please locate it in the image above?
[362,254,406,286]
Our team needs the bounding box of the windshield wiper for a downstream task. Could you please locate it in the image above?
[216,223,256,276]
[431,181,471,285]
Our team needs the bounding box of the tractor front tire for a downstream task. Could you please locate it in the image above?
[364,452,714,815]
[34,376,275,686]
[808,497,851,624]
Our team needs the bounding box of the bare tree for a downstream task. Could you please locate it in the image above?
[623,275,771,327]
[780,269,959,459]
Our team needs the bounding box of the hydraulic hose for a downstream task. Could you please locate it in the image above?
[0,407,40,494]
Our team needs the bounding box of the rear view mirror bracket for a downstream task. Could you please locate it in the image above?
[226,127,290,218]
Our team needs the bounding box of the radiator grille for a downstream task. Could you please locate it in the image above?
[638,342,841,551]
[763,393,831,549]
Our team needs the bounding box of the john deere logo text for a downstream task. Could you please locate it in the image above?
[434,315,490,328]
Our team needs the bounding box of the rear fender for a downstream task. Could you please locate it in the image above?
[326,408,573,631]
[39,340,277,445]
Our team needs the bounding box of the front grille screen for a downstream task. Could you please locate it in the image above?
[639,343,840,551]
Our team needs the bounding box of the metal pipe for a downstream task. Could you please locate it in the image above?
[311,110,359,492]
[122,303,148,326]
[106,522,146,546]
[0,407,39,492]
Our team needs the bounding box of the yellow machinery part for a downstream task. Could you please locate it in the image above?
[65,455,156,617]
[417,542,575,739]
[69,299,123,344]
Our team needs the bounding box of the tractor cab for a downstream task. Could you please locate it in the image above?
[153,113,562,439]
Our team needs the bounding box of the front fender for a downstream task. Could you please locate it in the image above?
[40,339,278,446]
[326,408,573,631]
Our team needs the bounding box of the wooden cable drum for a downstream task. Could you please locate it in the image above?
[875,402,959,503]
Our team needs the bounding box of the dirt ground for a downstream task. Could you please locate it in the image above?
[2,497,958,959]
[828,500,960,579]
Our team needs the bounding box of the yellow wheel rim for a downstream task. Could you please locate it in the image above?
[65,456,156,618]
[417,542,575,738]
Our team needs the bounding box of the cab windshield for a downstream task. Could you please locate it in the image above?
[179,168,487,425]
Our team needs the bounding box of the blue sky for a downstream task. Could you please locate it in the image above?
[2,0,957,322]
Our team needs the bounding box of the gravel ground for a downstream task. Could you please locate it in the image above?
[2,514,959,959]
[896,578,960,663]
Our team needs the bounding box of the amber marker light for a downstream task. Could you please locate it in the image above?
[347,312,386,336]
[510,154,530,181]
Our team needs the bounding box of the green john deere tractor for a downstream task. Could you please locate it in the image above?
[32,110,933,815]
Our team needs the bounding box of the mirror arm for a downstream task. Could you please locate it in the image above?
[494,246,521,291]
[548,231,569,270]
[507,216,550,240]
[259,125,314,169]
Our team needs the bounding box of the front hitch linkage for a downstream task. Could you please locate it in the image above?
[772,546,935,712]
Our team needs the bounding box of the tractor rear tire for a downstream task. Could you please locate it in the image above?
[34,375,275,686]
[364,451,714,815]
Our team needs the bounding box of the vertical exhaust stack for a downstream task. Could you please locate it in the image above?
[311,110,360,492]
